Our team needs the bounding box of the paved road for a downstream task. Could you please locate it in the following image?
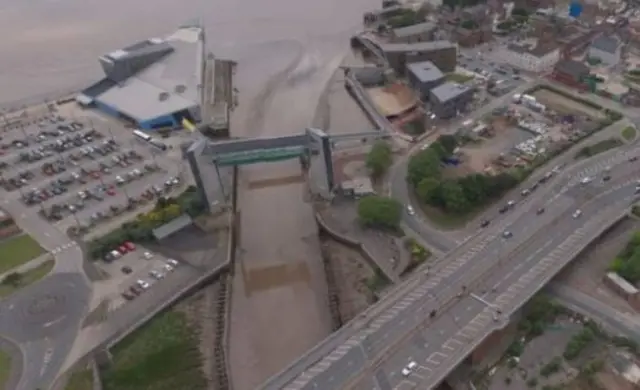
[548,283,640,341]
[0,199,90,390]
[261,147,640,390]
[391,85,636,254]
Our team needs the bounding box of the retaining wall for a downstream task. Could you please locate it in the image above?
[315,212,394,287]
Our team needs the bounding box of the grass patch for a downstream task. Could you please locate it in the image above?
[418,202,487,230]
[0,348,11,390]
[0,260,54,298]
[575,138,623,159]
[0,234,45,274]
[622,126,637,141]
[101,310,207,390]
[65,368,93,390]
[446,73,474,83]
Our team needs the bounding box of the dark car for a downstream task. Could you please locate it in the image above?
[536,208,545,215]
[498,205,509,214]
[603,175,611,181]
[121,266,133,275]
[630,156,638,162]
[480,219,490,228]
[121,292,135,301]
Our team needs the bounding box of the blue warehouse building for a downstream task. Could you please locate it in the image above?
[76,23,205,130]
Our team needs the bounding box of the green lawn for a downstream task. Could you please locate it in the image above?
[574,138,623,159]
[101,310,207,390]
[64,368,93,390]
[418,203,486,230]
[622,126,637,141]
[0,348,11,390]
[446,73,474,83]
[0,234,45,274]
[0,260,54,298]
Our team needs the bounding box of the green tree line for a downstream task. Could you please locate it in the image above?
[407,135,521,214]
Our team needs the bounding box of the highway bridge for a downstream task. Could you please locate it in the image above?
[261,145,640,390]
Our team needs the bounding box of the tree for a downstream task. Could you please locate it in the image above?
[407,149,441,187]
[357,196,402,230]
[457,173,488,204]
[416,177,442,206]
[366,141,393,179]
[440,180,470,213]
[437,134,458,155]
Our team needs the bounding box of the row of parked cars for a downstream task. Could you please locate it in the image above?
[22,151,148,206]
[13,129,104,164]
[0,120,84,149]
[123,258,179,300]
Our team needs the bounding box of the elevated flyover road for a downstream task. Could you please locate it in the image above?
[261,152,640,390]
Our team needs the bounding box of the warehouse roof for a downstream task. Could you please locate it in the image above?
[93,25,204,122]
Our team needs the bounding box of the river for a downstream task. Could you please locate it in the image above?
[0,0,378,109]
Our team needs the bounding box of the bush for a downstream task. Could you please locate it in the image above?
[88,186,205,260]
[540,356,562,377]
[575,138,622,159]
[563,327,596,360]
[518,295,562,338]
[357,196,402,231]
[609,231,640,283]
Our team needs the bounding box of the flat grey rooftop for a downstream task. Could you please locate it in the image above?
[407,61,444,82]
[96,26,203,121]
[430,82,470,103]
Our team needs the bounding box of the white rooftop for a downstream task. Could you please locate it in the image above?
[96,26,203,122]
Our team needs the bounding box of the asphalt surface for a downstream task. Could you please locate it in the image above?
[262,147,640,390]
[548,283,640,341]
[0,115,194,390]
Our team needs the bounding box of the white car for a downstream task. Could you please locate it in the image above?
[402,361,418,376]
[149,270,164,280]
[143,251,154,260]
[167,259,179,267]
[580,176,592,185]
[507,200,516,207]
[406,205,415,216]
[572,209,582,218]
[163,264,174,272]
[136,279,150,289]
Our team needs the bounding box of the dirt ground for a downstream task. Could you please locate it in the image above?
[321,239,375,322]
[533,89,605,119]
[455,118,532,175]
[556,217,640,314]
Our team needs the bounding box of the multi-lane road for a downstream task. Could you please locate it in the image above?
[262,140,640,389]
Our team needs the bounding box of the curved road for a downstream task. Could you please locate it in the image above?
[262,145,640,389]
[0,197,90,390]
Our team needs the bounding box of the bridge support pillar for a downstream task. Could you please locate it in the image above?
[469,311,522,369]
[306,128,335,192]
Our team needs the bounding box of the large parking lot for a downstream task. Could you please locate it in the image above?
[0,107,190,237]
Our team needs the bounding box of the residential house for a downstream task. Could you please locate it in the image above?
[588,35,622,66]
[495,41,560,72]
[552,59,590,86]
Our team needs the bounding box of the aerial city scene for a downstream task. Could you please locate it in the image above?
[4,0,640,389]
